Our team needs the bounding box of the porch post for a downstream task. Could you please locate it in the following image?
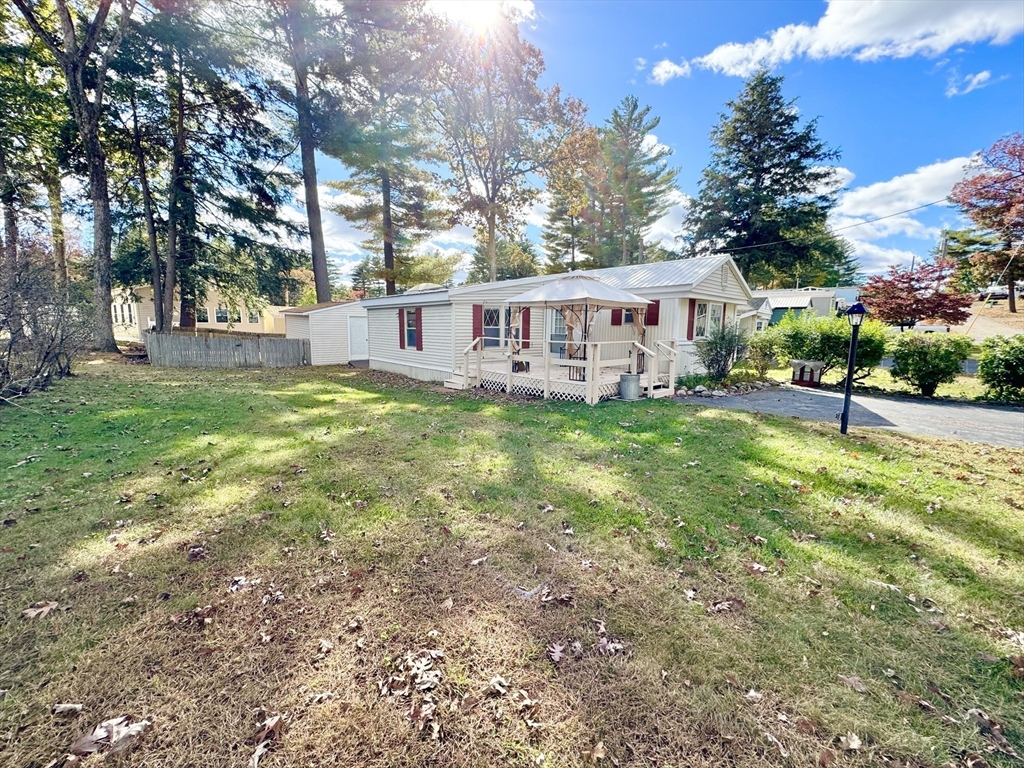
[647,347,656,398]
[475,342,482,387]
[588,342,598,405]
[506,350,513,393]
[669,340,677,393]
[543,320,551,399]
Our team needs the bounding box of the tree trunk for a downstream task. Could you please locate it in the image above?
[163,58,186,330]
[381,167,396,295]
[86,133,118,351]
[131,93,163,331]
[179,292,196,329]
[0,146,19,266]
[487,212,497,282]
[42,166,68,286]
[288,9,330,303]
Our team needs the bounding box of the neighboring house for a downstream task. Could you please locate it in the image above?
[358,256,753,396]
[737,296,773,334]
[281,301,368,366]
[111,285,287,342]
[833,286,860,310]
[750,288,838,325]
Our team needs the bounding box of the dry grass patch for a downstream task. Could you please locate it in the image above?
[1,361,1022,767]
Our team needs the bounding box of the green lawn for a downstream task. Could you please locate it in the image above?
[1,359,1022,767]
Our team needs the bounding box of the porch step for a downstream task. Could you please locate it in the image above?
[444,372,466,390]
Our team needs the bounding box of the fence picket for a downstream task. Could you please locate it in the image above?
[144,332,309,368]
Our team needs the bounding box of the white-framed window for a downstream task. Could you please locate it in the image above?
[550,309,566,354]
[755,320,765,331]
[247,309,260,324]
[125,303,133,325]
[709,303,723,332]
[406,306,418,348]
[624,309,634,324]
[215,307,229,323]
[694,302,708,338]
[111,304,120,324]
[196,307,209,323]
[482,307,502,347]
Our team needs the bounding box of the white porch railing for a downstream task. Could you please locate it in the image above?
[455,336,678,405]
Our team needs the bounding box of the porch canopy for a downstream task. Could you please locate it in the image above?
[504,273,651,355]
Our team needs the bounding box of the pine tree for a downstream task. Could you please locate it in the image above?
[685,71,850,287]
[594,96,679,267]
[466,237,539,284]
[542,188,590,273]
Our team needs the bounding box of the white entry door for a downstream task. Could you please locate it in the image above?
[348,315,369,360]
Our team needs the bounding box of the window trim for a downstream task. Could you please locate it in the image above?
[215,306,229,323]
[405,306,418,349]
[196,307,210,323]
[694,302,709,338]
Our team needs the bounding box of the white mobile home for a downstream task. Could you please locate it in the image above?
[360,256,752,402]
[282,301,368,366]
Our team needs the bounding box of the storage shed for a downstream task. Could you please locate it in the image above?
[281,300,368,366]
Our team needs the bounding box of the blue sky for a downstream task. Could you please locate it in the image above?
[311,0,1024,283]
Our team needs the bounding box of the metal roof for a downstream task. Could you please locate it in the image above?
[278,301,354,315]
[505,274,652,308]
[449,255,737,297]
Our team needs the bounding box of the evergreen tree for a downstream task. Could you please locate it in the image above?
[595,96,678,267]
[685,71,850,287]
[542,188,590,273]
[932,228,1001,294]
[466,237,539,284]
[542,122,599,273]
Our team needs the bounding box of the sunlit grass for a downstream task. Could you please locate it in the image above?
[0,359,1021,767]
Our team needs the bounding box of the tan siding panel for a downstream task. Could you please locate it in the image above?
[367,304,453,381]
[285,315,310,340]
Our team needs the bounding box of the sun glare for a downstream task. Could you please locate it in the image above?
[427,0,505,32]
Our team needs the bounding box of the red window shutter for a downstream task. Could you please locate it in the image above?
[521,308,531,349]
[686,299,696,341]
[472,304,483,341]
[646,299,660,326]
[611,308,623,326]
[398,308,406,349]
[415,307,423,351]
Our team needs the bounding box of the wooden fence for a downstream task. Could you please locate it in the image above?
[144,331,310,368]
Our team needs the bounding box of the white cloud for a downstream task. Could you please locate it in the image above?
[524,192,551,228]
[945,69,1007,96]
[654,42,668,50]
[837,156,970,217]
[647,189,690,248]
[641,132,671,155]
[696,0,1024,76]
[649,58,691,85]
[832,156,975,272]
[634,57,647,71]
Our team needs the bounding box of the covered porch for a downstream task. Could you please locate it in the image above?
[444,273,678,404]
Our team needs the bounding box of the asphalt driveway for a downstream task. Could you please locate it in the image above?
[694,387,1024,449]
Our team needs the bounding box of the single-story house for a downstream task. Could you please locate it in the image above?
[112,285,287,341]
[281,300,368,366]
[358,255,753,402]
[737,297,773,334]
[750,288,838,325]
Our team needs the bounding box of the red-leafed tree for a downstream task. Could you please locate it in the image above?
[860,259,973,330]
[949,132,1024,313]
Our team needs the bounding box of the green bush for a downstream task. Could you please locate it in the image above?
[774,310,888,381]
[745,329,778,377]
[694,322,749,381]
[676,372,716,390]
[889,333,974,397]
[978,335,1024,401]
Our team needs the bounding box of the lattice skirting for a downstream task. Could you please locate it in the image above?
[476,370,615,403]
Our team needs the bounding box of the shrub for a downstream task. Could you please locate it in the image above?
[0,246,91,399]
[889,333,974,397]
[745,329,778,377]
[694,322,749,381]
[676,372,715,390]
[774,310,888,381]
[978,335,1024,401]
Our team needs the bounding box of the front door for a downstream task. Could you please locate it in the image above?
[348,315,369,360]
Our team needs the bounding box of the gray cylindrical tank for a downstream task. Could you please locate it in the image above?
[619,373,641,401]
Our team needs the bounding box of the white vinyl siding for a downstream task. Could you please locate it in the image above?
[285,315,310,340]
[367,304,454,381]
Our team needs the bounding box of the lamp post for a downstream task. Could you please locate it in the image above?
[839,302,867,435]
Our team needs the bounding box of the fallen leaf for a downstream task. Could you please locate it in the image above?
[764,731,789,758]
[53,703,83,716]
[745,562,768,576]
[838,674,868,693]
[469,555,488,566]
[818,748,836,766]
[440,597,454,611]
[484,676,509,696]
[22,601,59,620]
[839,732,861,751]
[69,716,152,757]
[546,643,566,663]
[968,709,1019,757]
[745,689,763,703]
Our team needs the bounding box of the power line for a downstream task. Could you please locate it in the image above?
[713,170,1024,255]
